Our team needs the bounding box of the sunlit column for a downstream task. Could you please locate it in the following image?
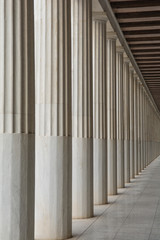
[35,1,72,239]
[116,43,124,188]
[93,13,108,204]
[123,54,130,183]
[107,23,117,195]
[72,0,93,218]
[0,1,35,239]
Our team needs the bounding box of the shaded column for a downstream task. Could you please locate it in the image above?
[123,55,130,183]
[140,84,144,171]
[129,66,134,179]
[133,73,138,175]
[137,80,141,173]
[35,1,72,239]
[116,44,124,188]
[0,1,35,239]
[93,14,108,204]
[72,0,93,218]
[107,24,117,195]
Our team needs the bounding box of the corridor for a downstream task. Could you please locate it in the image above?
[71,157,160,240]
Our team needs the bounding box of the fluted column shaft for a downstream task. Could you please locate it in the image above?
[0,1,35,240]
[93,16,107,204]
[107,34,117,195]
[35,1,72,239]
[72,0,93,218]
[134,74,138,175]
[123,58,130,183]
[144,92,147,168]
[116,47,124,188]
[137,81,141,173]
[140,86,144,170]
[129,67,134,179]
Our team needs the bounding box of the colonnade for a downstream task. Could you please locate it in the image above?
[1,1,160,240]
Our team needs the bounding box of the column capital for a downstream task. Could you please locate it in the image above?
[129,64,134,72]
[107,21,117,40]
[92,12,108,22]
[124,53,130,63]
[116,46,124,53]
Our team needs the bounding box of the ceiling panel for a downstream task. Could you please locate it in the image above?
[109,0,160,109]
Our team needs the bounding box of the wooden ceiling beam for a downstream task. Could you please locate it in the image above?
[137,60,160,63]
[130,43,160,48]
[119,16,160,23]
[111,0,160,8]
[135,56,160,60]
[129,41,160,44]
[122,26,160,31]
[120,21,160,28]
[140,68,160,70]
[125,33,160,38]
[124,29,160,35]
[116,11,160,19]
[114,6,160,14]
[126,36,160,41]
[132,49,160,53]
[134,53,160,57]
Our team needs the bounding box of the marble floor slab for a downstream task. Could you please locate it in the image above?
[69,156,160,240]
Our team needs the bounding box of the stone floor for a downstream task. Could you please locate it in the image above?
[70,156,160,240]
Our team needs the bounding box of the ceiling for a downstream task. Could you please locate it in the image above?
[108,0,160,110]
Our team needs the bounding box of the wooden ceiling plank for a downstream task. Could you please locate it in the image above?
[126,36,160,41]
[111,0,160,8]
[114,6,160,13]
[125,34,160,38]
[116,11,160,19]
[119,16,160,23]
[120,21,160,28]
[132,49,160,53]
[122,26,160,31]
[124,29,160,35]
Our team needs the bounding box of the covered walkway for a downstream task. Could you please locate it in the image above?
[71,156,160,240]
[1,1,160,240]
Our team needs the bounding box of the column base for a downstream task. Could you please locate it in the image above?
[107,139,117,195]
[117,139,124,188]
[94,138,107,205]
[72,137,93,219]
[35,136,72,240]
[124,139,130,183]
[0,133,35,240]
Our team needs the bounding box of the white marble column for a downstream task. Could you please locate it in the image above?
[129,66,134,179]
[133,74,138,176]
[116,45,124,188]
[72,0,93,218]
[137,80,141,173]
[140,85,144,171]
[144,91,147,168]
[0,1,35,240]
[93,14,108,204]
[123,55,130,183]
[107,26,117,195]
[35,1,72,239]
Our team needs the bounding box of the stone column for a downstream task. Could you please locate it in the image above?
[144,90,147,168]
[123,55,130,183]
[129,66,134,179]
[72,0,93,218]
[116,45,124,188]
[93,14,108,204]
[34,1,72,239]
[140,84,144,171]
[133,73,138,176]
[107,25,117,195]
[0,1,35,240]
[137,80,141,173]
